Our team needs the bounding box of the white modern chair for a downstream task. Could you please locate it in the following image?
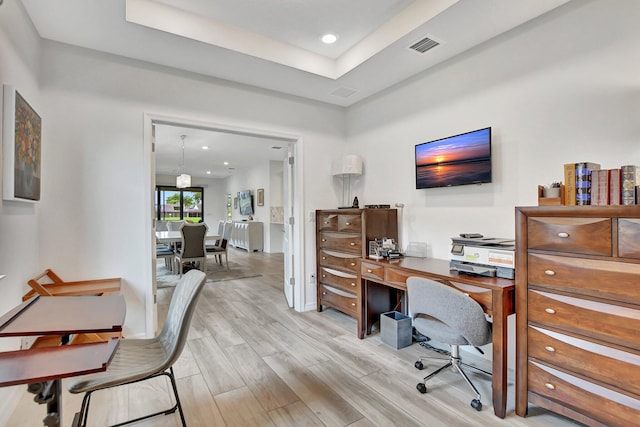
[206,220,232,270]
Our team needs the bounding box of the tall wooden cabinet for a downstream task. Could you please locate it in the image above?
[515,206,640,427]
[316,209,397,333]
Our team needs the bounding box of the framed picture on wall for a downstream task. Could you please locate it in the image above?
[257,188,264,206]
[2,85,42,202]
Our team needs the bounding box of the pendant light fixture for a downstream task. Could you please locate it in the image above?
[176,134,191,188]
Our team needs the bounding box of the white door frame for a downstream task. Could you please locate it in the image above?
[143,113,305,336]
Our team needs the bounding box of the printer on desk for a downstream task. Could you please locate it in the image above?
[449,235,515,279]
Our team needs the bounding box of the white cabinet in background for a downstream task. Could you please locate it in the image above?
[230,221,263,252]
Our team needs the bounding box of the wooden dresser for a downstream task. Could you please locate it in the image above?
[316,208,397,334]
[515,206,640,426]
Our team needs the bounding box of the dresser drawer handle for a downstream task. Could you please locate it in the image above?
[324,221,330,225]
[367,269,373,273]
[345,222,351,226]
[351,282,356,287]
[557,232,569,238]
[350,242,356,246]
[322,256,326,260]
[545,346,555,353]
[322,274,326,278]
[322,292,327,296]
[351,303,356,307]
[322,239,326,242]
[350,262,356,266]
[544,270,555,276]
[545,308,556,314]
[544,383,556,390]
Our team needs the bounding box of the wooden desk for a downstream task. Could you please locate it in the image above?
[359,257,515,419]
[0,295,125,427]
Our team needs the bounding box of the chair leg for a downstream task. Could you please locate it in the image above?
[416,345,486,411]
[224,252,229,270]
[76,368,186,427]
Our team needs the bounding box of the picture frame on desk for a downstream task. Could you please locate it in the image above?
[2,85,42,202]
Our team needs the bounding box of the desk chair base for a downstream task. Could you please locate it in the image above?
[74,367,185,427]
[415,345,489,412]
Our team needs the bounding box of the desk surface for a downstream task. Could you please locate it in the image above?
[0,295,126,337]
[370,257,514,290]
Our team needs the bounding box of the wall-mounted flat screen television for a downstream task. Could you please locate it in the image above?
[238,190,254,215]
[415,127,492,189]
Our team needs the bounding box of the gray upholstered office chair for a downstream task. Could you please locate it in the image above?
[67,269,207,427]
[175,222,208,276]
[406,276,492,411]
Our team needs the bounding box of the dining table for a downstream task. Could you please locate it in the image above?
[155,230,221,245]
[0,294,126,427]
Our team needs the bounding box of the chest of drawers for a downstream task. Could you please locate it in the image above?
[316,209,397,331]
[515,206,640,427]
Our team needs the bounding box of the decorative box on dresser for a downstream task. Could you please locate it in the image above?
[316,208,398,335]
[515,206,640,427]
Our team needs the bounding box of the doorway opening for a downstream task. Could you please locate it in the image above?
[144,114,304,336]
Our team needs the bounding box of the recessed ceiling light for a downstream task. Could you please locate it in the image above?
[206,170,211,174]
[223,161,229,165]
[202,146,209,150]
[321,33,338,44]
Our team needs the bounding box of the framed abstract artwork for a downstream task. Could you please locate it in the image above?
[2,85,42,202]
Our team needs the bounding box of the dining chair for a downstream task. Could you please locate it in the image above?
[206,220,232,270]
[67,270,207,427]
[175,222,208,276]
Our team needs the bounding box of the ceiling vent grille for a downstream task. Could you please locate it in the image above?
[409,36,440,54]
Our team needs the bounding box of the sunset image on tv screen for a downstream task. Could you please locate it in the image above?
[415,127,491,189]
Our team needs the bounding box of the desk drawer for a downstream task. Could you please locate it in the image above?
[319,267,359,294]
[319,232,362,254]
[528,290,640,350]
[385,268,411,287]
[528,361,640,427]
[527,217,611,256]
[528,326,640,397]
[317,213,338,231]
[361,262,384,281]
[318,249,360,273]
[528,253,640,304]
[320,284,358,316]
[338,214,361,232]
[619,218,640,259]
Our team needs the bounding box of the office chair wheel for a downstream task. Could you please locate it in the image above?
[416,383,427,394]
[414,361,424,370]
[471,399,482,411]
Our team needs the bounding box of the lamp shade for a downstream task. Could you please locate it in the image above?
[176,173,191,188]
[332,154,363,176]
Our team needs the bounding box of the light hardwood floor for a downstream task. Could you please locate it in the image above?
[5,249,581,427]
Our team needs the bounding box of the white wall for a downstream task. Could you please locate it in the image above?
[29,41,345,336]
[346,0,640,367]
[0,0,43,418]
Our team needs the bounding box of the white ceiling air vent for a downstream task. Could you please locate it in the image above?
[409,36,440,54]
[330,87,358,98]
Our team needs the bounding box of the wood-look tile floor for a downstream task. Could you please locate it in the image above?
[5,249,581,427]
